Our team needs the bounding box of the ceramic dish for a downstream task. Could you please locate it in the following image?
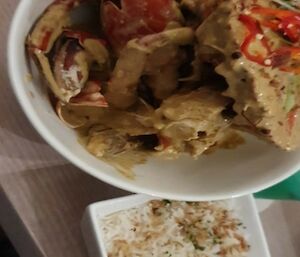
[81,194,271,257]
[8,0,300,201]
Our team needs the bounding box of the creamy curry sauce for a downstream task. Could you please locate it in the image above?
[26,0,300,176]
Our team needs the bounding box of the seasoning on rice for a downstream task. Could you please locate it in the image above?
[101,200,250,257]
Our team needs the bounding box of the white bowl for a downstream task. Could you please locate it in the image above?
[81,194,271,257]
[8,0,300,201]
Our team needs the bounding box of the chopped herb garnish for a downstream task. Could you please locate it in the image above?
[164,251,172,256]
[195,245,206,251]
[212,236,223,245]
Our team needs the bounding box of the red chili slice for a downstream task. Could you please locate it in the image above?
[239,14,271,65]
[280,15,300,42]
[250,6,296,19]
[251,6,300,43]
[239,8,300,73]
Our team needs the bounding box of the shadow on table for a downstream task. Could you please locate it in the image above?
[281,201,300,255]
[260,201,300,257]
[0,228,19,257]
[0,63,66,162]
[1,163,130,257]
[0,0,45,146]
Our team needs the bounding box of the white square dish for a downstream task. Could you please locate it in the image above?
[81,194,270,257]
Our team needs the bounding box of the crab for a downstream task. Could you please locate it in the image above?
[27,0,110,109]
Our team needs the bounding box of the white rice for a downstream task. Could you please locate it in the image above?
[100,200,249,257]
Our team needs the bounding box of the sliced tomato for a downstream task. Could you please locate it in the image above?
[102,0,176,51]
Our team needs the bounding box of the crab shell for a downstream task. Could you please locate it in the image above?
[27,0,109,105]
[27,0,83,53]
[33,33,109,104]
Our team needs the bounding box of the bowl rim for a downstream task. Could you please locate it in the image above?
[7,0,300,201]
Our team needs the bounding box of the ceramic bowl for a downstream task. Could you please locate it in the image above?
[8,0,300,201]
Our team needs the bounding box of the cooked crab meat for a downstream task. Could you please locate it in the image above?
[186,130,226,157]
[196,0,300,150]
[53,40,90,100]
[85,125,148,177]
[56,100,107,128]
[57,97,156,136]
[154,87,231,157]
[98,111,157,137]
[105,27,194,109]
[144,44,183,100]
[86,126,138,157]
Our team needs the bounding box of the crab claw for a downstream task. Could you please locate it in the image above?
[31,28,109,104]
[27,0,84,53]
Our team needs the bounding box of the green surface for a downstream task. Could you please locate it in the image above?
[255,171,300,200]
